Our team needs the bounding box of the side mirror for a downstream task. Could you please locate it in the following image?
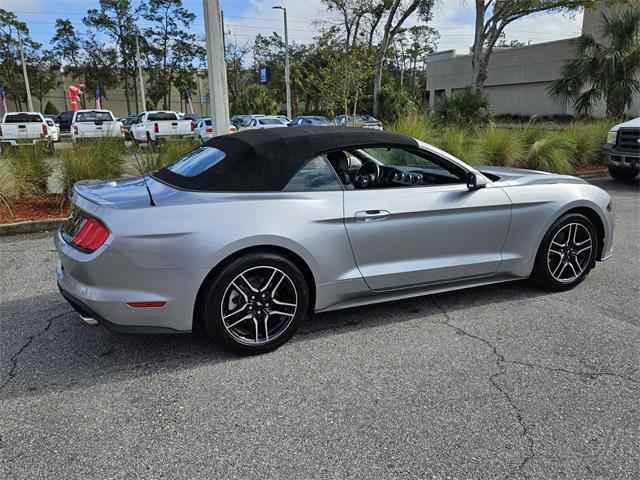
[467,172,488,190]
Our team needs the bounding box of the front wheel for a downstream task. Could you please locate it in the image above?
[530,213,598,292]
[608,166,638,182]
[202,252,310,353]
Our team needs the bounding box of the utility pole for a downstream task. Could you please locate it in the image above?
[203,0,229,136]
[135,36,147,113]
[60,68,68,110]
[17,30,34,112]
[273,6,291,119]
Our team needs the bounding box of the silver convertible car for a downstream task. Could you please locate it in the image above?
[56,127,614,353]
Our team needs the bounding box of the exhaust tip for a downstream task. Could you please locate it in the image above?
[79,314,100,326]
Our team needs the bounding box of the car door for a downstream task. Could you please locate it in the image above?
[342,147,512,291]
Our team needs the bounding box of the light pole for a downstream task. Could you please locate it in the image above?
[17,30,34,112]
[203,0,230,136]
[272,6,291,119]
[135,35,147,113]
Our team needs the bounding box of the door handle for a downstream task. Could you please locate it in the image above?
[354,210,390,222]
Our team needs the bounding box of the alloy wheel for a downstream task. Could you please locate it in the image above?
[547,223,593,283]
[220,266,298,345]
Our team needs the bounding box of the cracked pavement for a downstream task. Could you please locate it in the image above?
[1,178,638,479]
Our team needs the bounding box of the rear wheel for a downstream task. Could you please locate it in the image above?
[530,213,598,291]
[202,252,310,353]
[608,166,638,182]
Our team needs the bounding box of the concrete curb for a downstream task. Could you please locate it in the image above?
[0,218,66,236]
[576,169,610,179]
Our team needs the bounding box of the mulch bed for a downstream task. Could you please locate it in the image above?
[0,195,69,224]
[574,163,607,173]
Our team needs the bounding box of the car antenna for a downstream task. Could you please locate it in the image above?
[129,141,157,206]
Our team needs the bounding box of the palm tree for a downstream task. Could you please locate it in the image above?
[549,7,640,120]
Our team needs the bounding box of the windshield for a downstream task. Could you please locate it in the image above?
[4,113,42,123]
[148,112,178,121]
[358,147,463,181]
[75,111,114,122]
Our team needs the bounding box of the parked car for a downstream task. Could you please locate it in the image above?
[289,116,334,127]
[54,110,75,133]
[245,116,288,129]
[193,118,237,143]
[276,115,291,124]
[603,117,639,181]
[71,109,124,142]
[45,118,60,142]
[334,114,383,130]
[0,112,53,148]
[56,127,614,354]
[231,114,266,130]
[120,114,141,140]
[181,113,202,125]
[130,111,193,143]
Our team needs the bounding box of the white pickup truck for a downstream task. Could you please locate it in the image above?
[71,109,123,142]
[130,111,193,143]
[0,112,53,148]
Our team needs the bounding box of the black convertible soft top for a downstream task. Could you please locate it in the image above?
[154,126,418,192]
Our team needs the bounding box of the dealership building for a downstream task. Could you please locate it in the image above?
[426,5,640,118]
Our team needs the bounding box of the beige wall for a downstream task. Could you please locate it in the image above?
[425,4,640,118]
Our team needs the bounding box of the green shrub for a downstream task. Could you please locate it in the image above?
[377,85,416,124]
[388,112,439,143]
[3,144,52,195]
[234,84,278,115]
[566,121,611,165]
[475,128,523,167]
[524,134,576,174]
[435,87,493,128]
[519,124,547,148]
[0,160,17,218]
[44,100,59,116]
[434,127,476,163]
[59,137,125,198]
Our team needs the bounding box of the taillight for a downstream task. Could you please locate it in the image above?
[73,125,78,135]
[154,122,159,133]
[191,121,196,132]
[41,123,48,138]
[206,127,213,133]
[0,125,3,136]
[70,217,109,252]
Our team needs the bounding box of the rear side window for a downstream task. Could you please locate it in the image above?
[75,111,114,122]
[259,118,282,125]
[148,112,178,121]
[4,113,42,123]
[166,146,226,177]
[283,155,341,192]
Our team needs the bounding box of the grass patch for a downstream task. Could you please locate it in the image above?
[434,128,476,164]
[566,121,611,165]
[58,137,125,198]
[475,128,523,167]
[138,138,195,172]
[0,161,17,219]
[2,144,52,195]
[388,112,439,143]
[524,134,576,174]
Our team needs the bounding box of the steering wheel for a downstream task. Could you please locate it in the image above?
[354,160,381,189]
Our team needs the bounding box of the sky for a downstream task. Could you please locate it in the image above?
[1,0,585,55]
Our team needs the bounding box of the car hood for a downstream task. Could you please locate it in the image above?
[610,117,640,131]
[478,166,587,186]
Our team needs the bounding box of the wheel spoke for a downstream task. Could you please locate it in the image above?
[552,260,564,277]
[260,269,277,292]
[252,317,259,342]
[575,237,591,247]
[548,248,563,256]
[227,314,252,329]
[269,310,295,317]
[576,245,592,256]
[222,303,247,320]
[271,273,286,298]
[272,298,296,308]
[230,281,248,302]
[567,261,578,278]
[570,257,584,275]
[240,274,259,293]
[264,317,269,341]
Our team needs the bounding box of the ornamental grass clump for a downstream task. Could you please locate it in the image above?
[388,112,439,144]
[3,144,52,195]
[475,128,523,167]
[525,134,576,174]
[59,137,125,198]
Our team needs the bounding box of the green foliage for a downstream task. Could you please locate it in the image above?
[44,100,59,115]
[566,121,612,165]
[0,160,17,218]
[3,145,52,195]
[435,127,475,164]
[59,137,125,198]
[388,112,439,142]
[524,134,576,174]
[549,6,640,119]
[377,84,416,123]
[435,87,492,128]
[235,84,279,115]
[475,128,523,167]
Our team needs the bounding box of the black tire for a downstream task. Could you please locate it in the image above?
[202,252,310,354]
[530,213,598,292]
[608,166,638,182]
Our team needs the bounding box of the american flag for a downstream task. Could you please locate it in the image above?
[95,85,102,110]
[184,87,194,114]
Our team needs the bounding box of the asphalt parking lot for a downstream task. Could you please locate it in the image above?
[0,178,638,479]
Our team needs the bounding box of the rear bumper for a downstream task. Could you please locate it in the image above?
[54,229,202,333]
[0,139,49,146]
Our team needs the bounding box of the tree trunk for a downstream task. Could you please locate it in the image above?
[471,0,487,94]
